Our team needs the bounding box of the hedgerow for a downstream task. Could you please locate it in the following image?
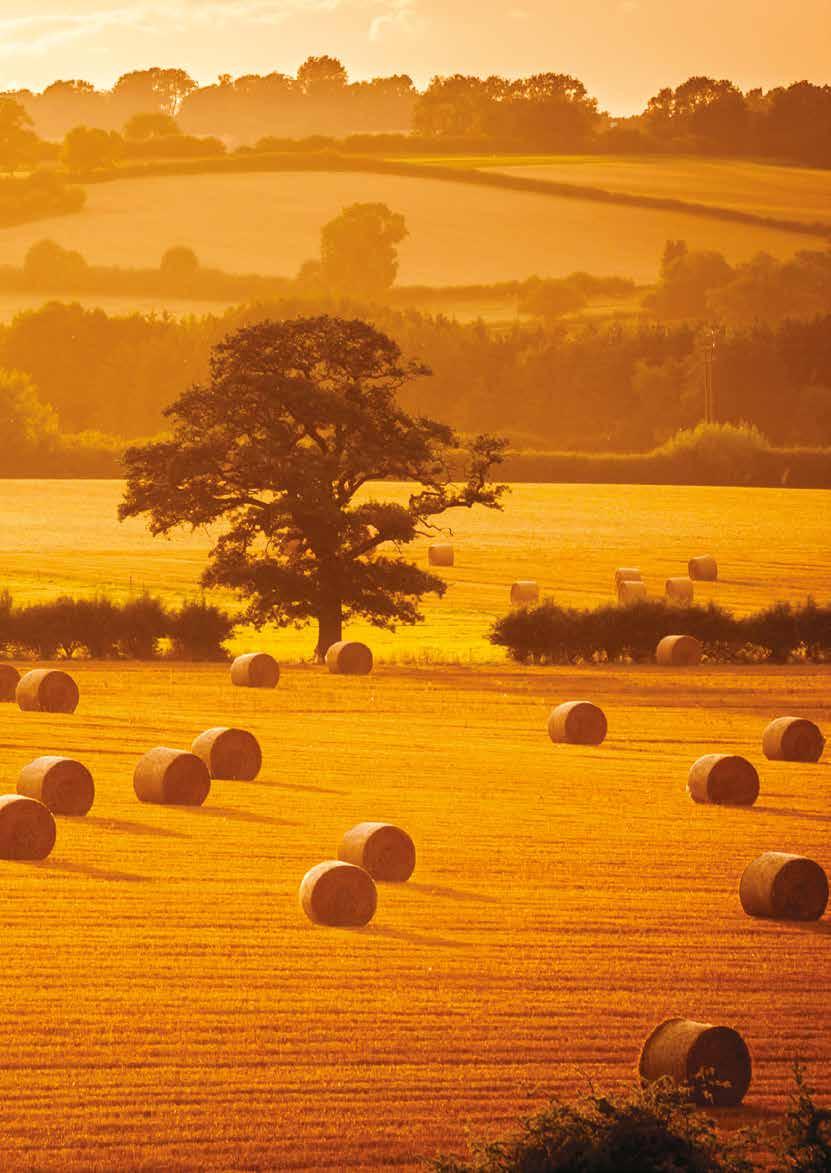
[489,598,831,664]
[0,591,235,661]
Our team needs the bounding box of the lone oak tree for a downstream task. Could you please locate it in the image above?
[119,316,507,660]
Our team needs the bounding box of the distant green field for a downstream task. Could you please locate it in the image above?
[400,153,831,227]
[0,166,817,288]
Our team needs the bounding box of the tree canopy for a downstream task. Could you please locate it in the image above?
[319,203,408,300]
[119,316,508,658]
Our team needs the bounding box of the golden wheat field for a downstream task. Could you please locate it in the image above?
[1,480,829,663]
[0,169,815,285]
[0,657,829,1171]
[0,481,829,1169]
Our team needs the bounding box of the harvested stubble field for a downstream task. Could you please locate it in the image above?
[0,480,829,663]
[0,659,828,1170]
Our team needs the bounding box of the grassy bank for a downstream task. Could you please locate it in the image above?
[501,425,831,488]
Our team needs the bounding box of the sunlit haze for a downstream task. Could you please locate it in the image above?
[4,0,830,111]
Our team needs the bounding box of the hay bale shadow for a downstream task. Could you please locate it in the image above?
[404,882,499,903]
[246,778,348,795]
[80,816,190,839]
[369,926,467,948]
[34,859,150,883]
[754,805,831,825]
[190,805,298,827]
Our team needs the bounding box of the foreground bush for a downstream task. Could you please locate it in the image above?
[427,1066,831,1172]
[490,598,831,664]
[427,1079,754,1172]
[0,593,235,661]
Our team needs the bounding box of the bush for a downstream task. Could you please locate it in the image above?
[0,170,85,228]
[490,598,831,665]
[118,594,168,659]
[774,1063,831,1172]
[426,1078,753,1172]
[652,422,771,483]
[0,592,236,660]
[167,600,236,661]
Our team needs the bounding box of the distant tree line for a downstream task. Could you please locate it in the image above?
[2,300,831,456]
[0,591,235,660]
[0,237,635,319]
[647,240,831,326]
[3,62,831,166]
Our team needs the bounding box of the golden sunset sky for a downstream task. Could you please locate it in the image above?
[3,0,829,113]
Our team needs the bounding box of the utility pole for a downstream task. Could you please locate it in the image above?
[702,327,717,423]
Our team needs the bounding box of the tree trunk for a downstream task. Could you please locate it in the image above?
[314,602,342,664]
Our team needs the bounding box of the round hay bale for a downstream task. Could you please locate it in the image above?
[614,567,642,587]
[666,577,694,605]
[689,555,718,581]
[740,852,828,921]
[230,653,280,689]
[510,581,539,605]
[428,543,454,567]
[762,716,825,763]
[325,641,373,675]
[191,727,262,780]
[299,860,377,927]
[618,579,647,605]
[656,635,703,667]
[639,1018,751,1106]
[133,747,211,806]
[687,754,759,806]
[0,794,56,860]
[0,664,20,703]
[16,669,79,714]
[548,701,607,746]
[338,822,416,882]
[17,756,94,816]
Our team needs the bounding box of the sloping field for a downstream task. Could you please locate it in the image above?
[483,155,831,228]
[0,659,828,1169]
[0,170,813,285]
[0,481,828,663]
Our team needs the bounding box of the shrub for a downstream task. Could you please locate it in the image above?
[0,170,85,228]
[490,598,831,665]
[652,422,771,484]
[167,600,235,661]
[0,591,236,660]
[426,1078,753,1172]
[72,596,123,659]
[774,1063,831,1172]
[118,594,168,659]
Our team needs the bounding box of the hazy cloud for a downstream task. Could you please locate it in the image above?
[0,0,353,58]
[369,0,424,41]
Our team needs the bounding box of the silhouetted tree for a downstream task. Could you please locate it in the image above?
[112,68,196,118]
[62,126,123,173]
[159,245,200,281]
[23,239,88,288]
[124,112,180,140]
[119,316,507,659]
[0,368,58,451]
[296,56,348,97]
[0,98,40,171]
[320,203,407,300]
